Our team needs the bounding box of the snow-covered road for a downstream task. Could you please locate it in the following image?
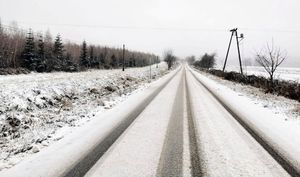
[2,64,300,177]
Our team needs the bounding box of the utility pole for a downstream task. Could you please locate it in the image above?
[150,58,152,80]
[156,56,159,68]
[122,44,125,71]
[222,28,244,75]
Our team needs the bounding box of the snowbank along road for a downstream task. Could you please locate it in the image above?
[2,64,300,177]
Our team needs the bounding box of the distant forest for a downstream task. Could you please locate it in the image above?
[0,21,159,73]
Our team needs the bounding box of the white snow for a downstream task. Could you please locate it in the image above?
[1,65,179,177]
[189,66,300,173]
[186,69,289,176]
[0,63,169,171]
[219,65,300,82]
[85,68,184,177]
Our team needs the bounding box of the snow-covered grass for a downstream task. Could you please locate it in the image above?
[0,63,169,171]
[218,65,300,82]
[196,67,300,121]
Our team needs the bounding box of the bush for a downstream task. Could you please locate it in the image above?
[204,69,300,102]
[194,53,216,69]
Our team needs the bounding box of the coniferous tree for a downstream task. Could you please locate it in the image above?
[44,30,53,71]
[64,52,76,72]
[110,54,118,68]
[52,34,64,70]
[80,40,89,68]
[22,29,37,70]
[0,23,159,72]
[36,35,46,72]
[89,46,97,68]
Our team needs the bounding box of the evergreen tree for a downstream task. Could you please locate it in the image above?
[89,46,96,68]
[22,29,37,70]
[44,30,53,71]
[63,52,77,72]
[53,34,64,59]
[52,34,64,70]
[36,35,46,72]
[80,40,89,68]
[110,54,118,68]
[89,46,94,60]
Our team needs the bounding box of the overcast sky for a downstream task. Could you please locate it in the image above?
[0,0,299,66]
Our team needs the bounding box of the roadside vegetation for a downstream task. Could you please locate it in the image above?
[255,42,286,91]
[0,21,159,74]
[192,53,216,69]
[190,44,300,102]
[163,50,177,70]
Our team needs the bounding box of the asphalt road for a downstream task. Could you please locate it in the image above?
[2,65,297,177]
[85,66,293,177]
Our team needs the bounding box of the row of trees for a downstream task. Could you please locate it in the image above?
[0,21,159,72]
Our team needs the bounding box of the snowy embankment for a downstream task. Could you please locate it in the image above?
[219,65,300,83]
[189,66,300,174]
[0,63,169,171]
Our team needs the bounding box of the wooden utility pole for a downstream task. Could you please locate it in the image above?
[122,44,125,71]
[222,28,244,75]
[150,58,152,80]
[235,30,243,75]
[156,56,159,68]
[223,30,235,72]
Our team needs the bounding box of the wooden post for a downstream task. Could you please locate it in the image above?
[223,30,234,72]
[235,31,243,75]
[122,44,125,71]
[150,59,152,80]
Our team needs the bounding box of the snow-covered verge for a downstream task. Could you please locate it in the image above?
[218,65,300,82]
[0,63,169,171]
[192,67,300,121]
[189,66,300,173]
[1,65,180,177]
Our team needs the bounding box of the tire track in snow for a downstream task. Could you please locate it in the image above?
[185,69,203,177]
[62,68,181,177]
[156,69,184,177]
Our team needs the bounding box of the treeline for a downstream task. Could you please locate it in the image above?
[0,21,159,73]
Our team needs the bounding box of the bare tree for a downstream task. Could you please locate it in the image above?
[256,42,286,90]
[164,50,176,70]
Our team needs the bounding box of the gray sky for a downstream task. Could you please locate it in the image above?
[0,0,300,66]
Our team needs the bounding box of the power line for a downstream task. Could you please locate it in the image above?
[3,20,300,34]
[240,27,300,34]
[2,20,227,32]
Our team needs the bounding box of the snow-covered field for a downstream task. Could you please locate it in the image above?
[0,63,169,171]
[219,65,300,82]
